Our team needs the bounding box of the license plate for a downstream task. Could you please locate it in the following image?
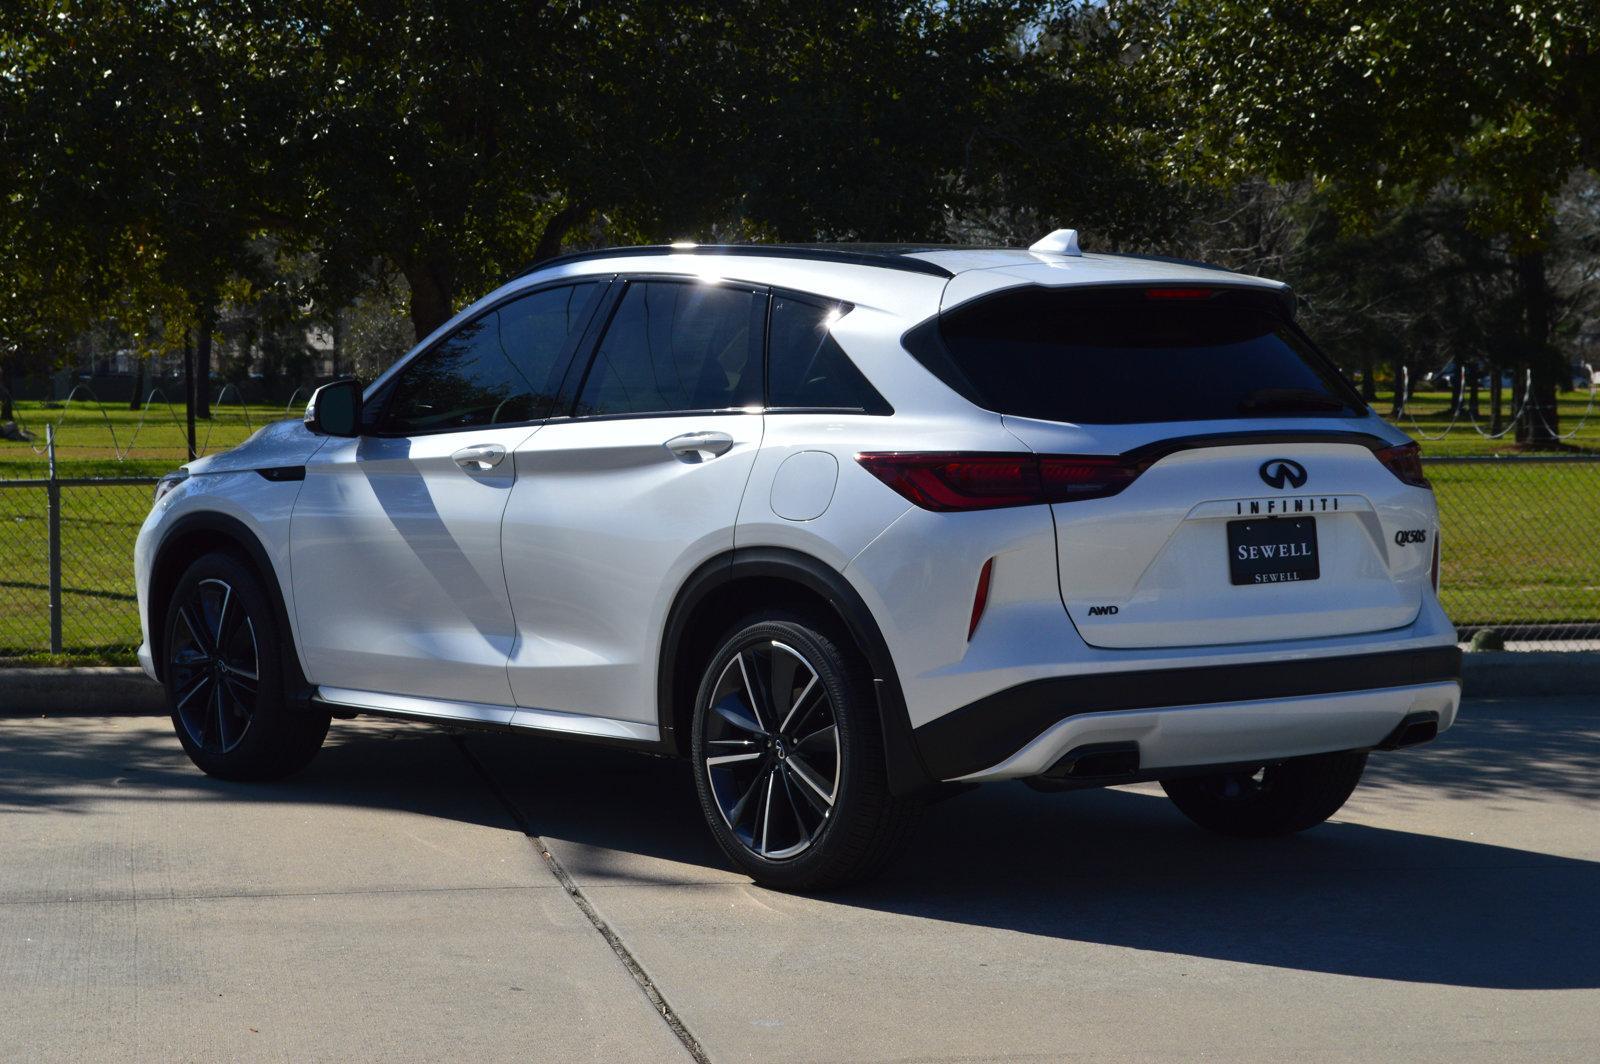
[1227,517,1319,586]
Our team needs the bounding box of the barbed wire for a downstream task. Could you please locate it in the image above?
[1394,365,1599,443]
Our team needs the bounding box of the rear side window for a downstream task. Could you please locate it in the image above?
[932,286,1366,424]
[576,281,762,416]
[380,283,599,433]
[767,297,889,413]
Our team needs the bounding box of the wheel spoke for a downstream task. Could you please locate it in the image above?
[786,752,836,807]
[179,604,214,657]
[173,670,212,712]
[712,696,765,737]
[757,770,776,855]
[212,583,233,646]
[222,673,256,709]
[213,678,231,751]
[778,673,818,735]
[768,645,802,728]
[706,751,763,767]
[784,761,832,817]
[736,651,772,733]
[726,762,770,827]
[795,722,837,755]
[776,763,811,842]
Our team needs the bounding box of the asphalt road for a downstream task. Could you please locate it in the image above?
[2,694,1596,1063]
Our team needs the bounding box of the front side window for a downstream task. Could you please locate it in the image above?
[381,283,600,433]
[767,297,887,412]
[575,281,762,417]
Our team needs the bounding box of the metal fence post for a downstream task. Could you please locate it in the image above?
[46,424,63,654]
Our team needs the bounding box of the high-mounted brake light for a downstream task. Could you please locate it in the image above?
[1144,287,1217,301]
[1374,442,1430,488]
[856,452,1146,512]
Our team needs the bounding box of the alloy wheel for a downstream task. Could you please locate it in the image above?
[169,577,259,755]
[703,639,841,860]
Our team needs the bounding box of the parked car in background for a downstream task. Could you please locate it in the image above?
[134,234,1460,889]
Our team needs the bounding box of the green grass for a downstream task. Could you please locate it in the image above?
[1430,462,1600,626]
[0,394,1596,661]
[1,398,291,479]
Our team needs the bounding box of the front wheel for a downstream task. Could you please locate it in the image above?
[163,550,329,781]
[690,614,917,891]
[1160,750,1368,837]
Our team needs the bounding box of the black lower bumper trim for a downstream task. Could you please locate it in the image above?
[914,645,1462,781]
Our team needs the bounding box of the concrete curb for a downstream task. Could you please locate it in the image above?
[0,653,1594,716]
[1459,651,1600,698]
[0,667,165,715]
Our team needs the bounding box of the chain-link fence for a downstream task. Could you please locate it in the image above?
[0,453,1596,661]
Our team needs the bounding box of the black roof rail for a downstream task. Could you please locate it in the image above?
[510,243,956,282]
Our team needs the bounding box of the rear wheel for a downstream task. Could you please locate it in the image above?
[690,614,917,891]
[164,551,329,781]
[1160,750,1368,837]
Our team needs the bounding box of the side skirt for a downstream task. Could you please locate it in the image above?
[314,686,660,746]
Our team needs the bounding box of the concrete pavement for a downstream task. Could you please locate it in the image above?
[3,695,1597,1062]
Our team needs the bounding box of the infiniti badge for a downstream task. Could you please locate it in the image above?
[1259,459,1308,490]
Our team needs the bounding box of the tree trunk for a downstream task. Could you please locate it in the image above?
[329,311,342,380]
[532,200,590,264]
[1388,356,1405,418]
[129,357,145,411]
[183,329,197,460]
[1467,364,1479,419]
[405,261,455,344]
[195,305,215,420]
[1,358,14,421]
[1513,249,1560,446]
[1359,352,1376,402]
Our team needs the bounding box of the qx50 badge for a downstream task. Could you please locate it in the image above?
[1259,458,1309,490]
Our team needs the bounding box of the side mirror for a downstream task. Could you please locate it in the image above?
[304,378,363,437]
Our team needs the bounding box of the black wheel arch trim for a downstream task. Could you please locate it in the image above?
[150,511,313,706]
[915,645,1462,781]
[658,547,936,797]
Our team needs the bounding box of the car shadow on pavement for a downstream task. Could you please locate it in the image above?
[4,702,1596,993]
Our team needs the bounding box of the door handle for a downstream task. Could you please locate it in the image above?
[452,443,507,471]
[664,431,735,464]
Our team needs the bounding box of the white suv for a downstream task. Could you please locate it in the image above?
[135,234,1460,889]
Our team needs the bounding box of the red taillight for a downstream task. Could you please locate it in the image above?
[1374,442,1430,488]
[968,558,994,640]
[856,452,1146,512]
[1144,287,1217,301]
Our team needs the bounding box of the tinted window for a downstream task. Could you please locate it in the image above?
[768,297,887,412]
[498,283,602,403]
[933,286,1366,425]
[381,284,598,433]
[576,282,761,416]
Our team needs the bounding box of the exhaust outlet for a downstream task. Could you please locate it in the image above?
[1377,711,1440,751]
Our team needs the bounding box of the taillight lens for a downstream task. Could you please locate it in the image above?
[1375,442,1430,488]
[856,452,1146,511]
[1431,534,1441,592]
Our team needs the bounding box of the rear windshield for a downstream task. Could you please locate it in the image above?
[929,286,1366,424]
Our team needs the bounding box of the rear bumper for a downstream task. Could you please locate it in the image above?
[914,645,1462,782]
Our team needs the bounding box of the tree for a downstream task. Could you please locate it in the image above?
[1121,0,1600,445]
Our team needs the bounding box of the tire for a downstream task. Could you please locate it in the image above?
[1160,750,1368,838]
[690,613,918,891]
[163,550,330,781]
